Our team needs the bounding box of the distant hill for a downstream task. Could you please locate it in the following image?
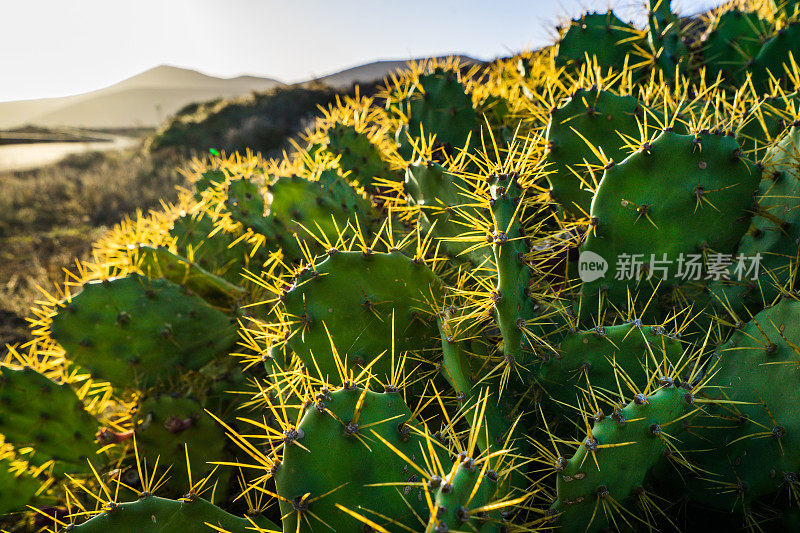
[0,57,483,130]
[313,55,481,89]
[0,66,283,129]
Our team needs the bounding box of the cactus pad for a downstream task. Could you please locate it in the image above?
[326,124,399,194]
[136,245,245,303]
[275,386,432,531]
[400,68,478,155]
[71,494,276,532]
[683,297,800,509]
[545,88,649,216]
[581,130,758,315]
[701,10,770,85]
[551,384,697,532]
[0,366,99,471]
[268,169,375,244]
[133,396,228,497]
[282,250,442,381]
[405,161,487,264]
[541,322,684,410]
[712,126,800,313]
[556,12,641,73]
[752,23,800,93]
[51,274,236,389]
[429,457,505,532]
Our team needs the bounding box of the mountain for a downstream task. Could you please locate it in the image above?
[0,57,483,129]
[313,55,481,89]
[0,66,284,129]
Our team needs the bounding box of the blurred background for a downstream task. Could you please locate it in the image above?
[0,0,724,344]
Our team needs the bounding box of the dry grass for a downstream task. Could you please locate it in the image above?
[0,146,186,346]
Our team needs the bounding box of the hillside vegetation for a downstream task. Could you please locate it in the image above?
[147,81,377,157]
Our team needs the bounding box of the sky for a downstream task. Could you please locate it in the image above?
[1,0,724,103]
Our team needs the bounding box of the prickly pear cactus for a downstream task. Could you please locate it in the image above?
[133,396,228,497]
[405,160,488,264]
[0,456,41,515]
[70,494,278,533]
[50,274,236,389]
[396,68,478,156]
[712,124,800,313]
[0,366,99,471]
[647,0,689,78]
[701,9,771,84]
[551,382,699,532]
[12,1,800,531]
[430,457,505,532]
[135,245,245,302]
[681,297,800,510]
[280,249,442,381]
[752,23,800,92]
[544,88,658,216]
[325,124,400,193]
[555,12,641,73]
[540,322,684,410]
[737,91,799,158]
[274,386,434,531]
[168,212,252,284]
[580,130,758,316]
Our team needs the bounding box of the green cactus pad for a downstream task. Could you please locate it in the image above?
[193,169,229,200]
[701,10,770,85]
[326,124,400,194]
[479,93,515,141]
[136,245,245,303]
[71,494,278,533]
[225,177,281,238]
[403,69,478,155]
[268,170,374,243]
[51,274,236,390]
[224,177,303,261]
[752,23,800,93]
[580,130,758,316]
[555,12,641,73]
[712,126,800,313]
[438,325,511,455]
[540,322,684,410]
[0,458,40,515]
[551,384,696,532]
[430,459,504,532]
[133,396,228,497]
[282,250,442,381]
[545,88,653,216]
[405,161,487,264]
[222,175,332,263]
[0,366,99,471]
[682,297,800,509]
[647,0,689,78]
[275,386,433,532]
[490,173,541,365]
[773,0,800,19]
[169,213,253,285]
[737,92,799,159]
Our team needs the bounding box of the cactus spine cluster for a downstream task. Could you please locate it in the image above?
[3,0,800,531]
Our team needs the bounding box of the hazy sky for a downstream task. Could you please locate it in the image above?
[2,0,723,103]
